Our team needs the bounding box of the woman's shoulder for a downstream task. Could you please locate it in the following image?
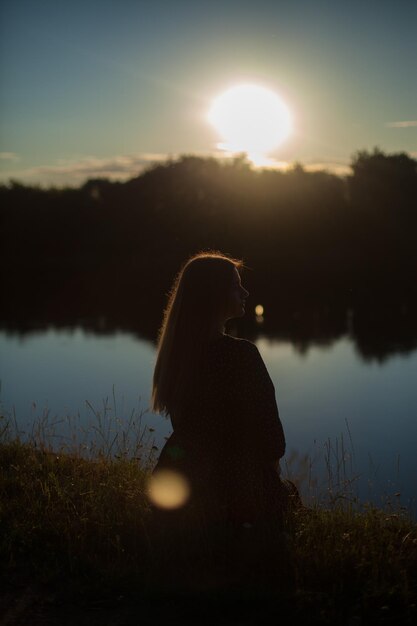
[207,334,270,387]
[204,335,258,378]
[220,335,272,386]
[220,334,260,358]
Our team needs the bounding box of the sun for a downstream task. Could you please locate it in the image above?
[207,84,292,165]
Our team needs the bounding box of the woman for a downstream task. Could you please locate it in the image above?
[149,250,300,529]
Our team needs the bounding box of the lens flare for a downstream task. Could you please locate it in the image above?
[147,469,191,509]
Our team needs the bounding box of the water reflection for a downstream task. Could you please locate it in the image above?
[1,326,416,518]
[2,300,417,364]
[244,303,417,363]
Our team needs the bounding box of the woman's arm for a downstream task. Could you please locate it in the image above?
[233,340,286,465]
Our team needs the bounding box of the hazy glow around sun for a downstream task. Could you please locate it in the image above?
[208,84,292,165]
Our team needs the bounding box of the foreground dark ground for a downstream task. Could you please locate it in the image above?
[1,435,416,625]
[2,577,416,625]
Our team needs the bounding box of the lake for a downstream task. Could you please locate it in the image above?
[1,326,416,516]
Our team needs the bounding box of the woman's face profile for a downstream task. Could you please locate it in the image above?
[224,267,249,321]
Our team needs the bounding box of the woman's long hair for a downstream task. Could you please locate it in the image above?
[151,251,243,422]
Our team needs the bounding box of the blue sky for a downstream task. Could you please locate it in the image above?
[1,0,416,186]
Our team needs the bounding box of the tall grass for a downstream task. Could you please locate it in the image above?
[0,392,159,598]
[1,395,416,623]
[1,386,158,465]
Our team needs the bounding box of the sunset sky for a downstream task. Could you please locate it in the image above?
[1,0,416,187]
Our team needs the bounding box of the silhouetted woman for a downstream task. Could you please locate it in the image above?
[149,251,300,591]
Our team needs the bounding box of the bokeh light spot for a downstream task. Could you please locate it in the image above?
[147,469,191,509]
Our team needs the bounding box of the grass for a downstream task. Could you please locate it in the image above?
[1,398,416,625]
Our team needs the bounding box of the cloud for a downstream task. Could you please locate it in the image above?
[0,152,19,162]
[385,121,417,128]
[0,151,353,186]
[302,162,351,176]
[252,159,350,176]
[213,150,351,176]
[0,153,169,187]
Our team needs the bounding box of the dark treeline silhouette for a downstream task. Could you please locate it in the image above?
[1,148,416,361]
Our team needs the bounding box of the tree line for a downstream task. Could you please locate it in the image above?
[1,148,416,339]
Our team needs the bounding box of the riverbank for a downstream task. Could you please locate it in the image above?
[1,431,416,624]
